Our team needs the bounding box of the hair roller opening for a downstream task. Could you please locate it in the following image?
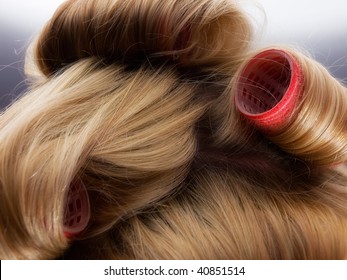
[235,49,302,130]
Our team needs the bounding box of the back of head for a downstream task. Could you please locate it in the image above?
[1,0,347,260]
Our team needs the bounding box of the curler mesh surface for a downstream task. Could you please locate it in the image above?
[235,49,303,132]
[63,178,90,237]
[238,55,291,114]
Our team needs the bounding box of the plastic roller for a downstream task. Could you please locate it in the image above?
[235,49,303,133]
[63,178,90,238]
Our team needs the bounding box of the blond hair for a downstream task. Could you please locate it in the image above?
[1,0,347,260]
[232,48,347,166]
[33,0,251,77]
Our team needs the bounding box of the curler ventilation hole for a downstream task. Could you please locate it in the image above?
[235,49,303,131]
[63,178,90,237]
[238,55,291,114]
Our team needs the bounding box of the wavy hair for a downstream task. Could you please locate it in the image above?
[1,0,347,259]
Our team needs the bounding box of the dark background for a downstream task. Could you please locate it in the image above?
[1,0,347,109]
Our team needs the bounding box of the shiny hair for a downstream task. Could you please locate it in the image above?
[31,0,252,77]
[232,48,347,166]
[1,0,347,259]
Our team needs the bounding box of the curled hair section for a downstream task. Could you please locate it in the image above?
[33,0,252,76]
[234,48,347,166]
[2,0,347,261]
[0,59,207,259]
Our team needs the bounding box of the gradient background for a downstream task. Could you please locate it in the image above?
[1,0,347,109]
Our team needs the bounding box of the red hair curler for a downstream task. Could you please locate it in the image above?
[235,49,304,134]
[63,178,90,238]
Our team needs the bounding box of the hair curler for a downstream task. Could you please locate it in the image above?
[235,49,304,133]
[63,178,90,238]
[234,48,347,166]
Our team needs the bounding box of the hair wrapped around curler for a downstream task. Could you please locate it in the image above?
[32,0,251,77]
[0,56,211,259]
[3,0,347,261]
[1,0,253,259]
[234,48,347,166]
